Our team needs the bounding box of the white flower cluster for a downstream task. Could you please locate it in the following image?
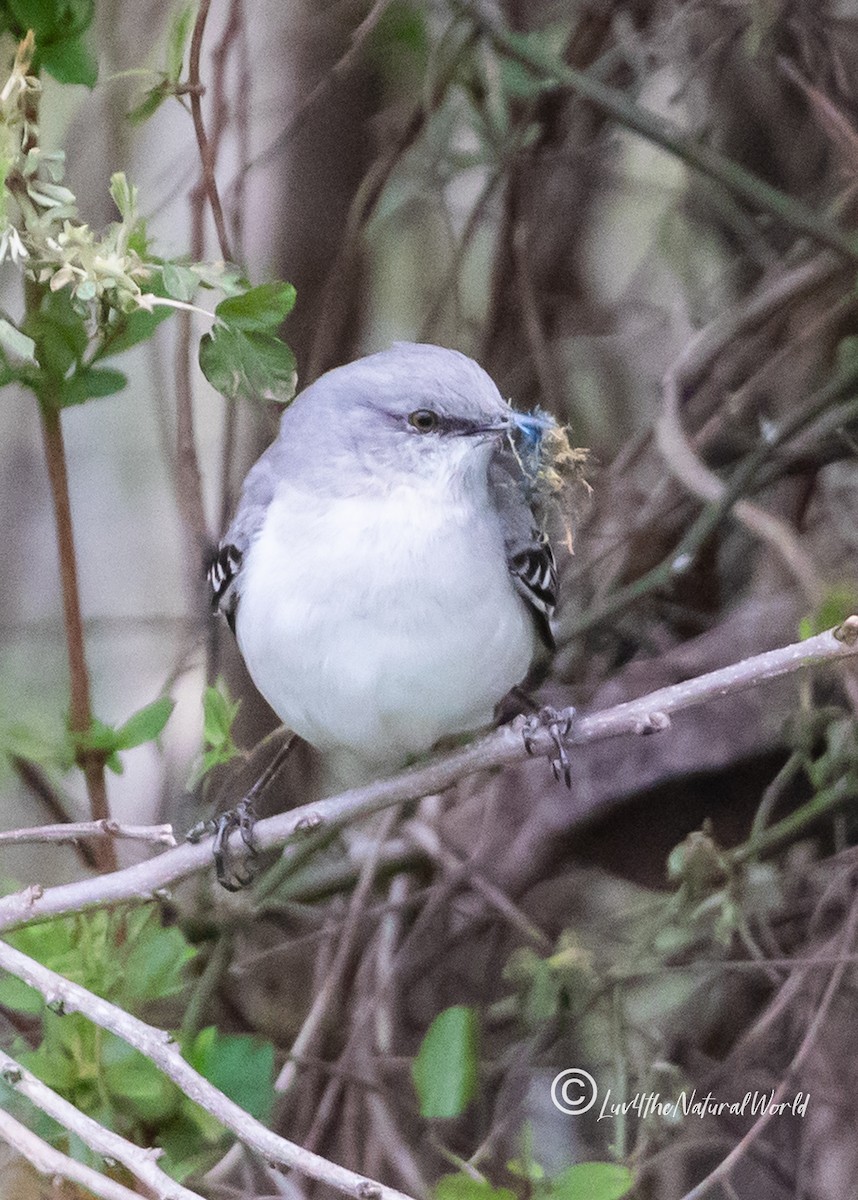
[0,32,151,313]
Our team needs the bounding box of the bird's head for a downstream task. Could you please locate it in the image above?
[283,343,551,490]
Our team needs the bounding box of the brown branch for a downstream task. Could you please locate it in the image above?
[0,620,857,934]
[678,887,858,1200]
[188,0,234,262]
[0,938,417,1200]
[37,400,116,876]
[657,263,835,607]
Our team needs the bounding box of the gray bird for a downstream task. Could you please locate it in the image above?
[207,344,557,874]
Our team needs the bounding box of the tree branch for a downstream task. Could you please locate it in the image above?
[0,1048,202,1200]
[461,2,858,262]
[0,820,176,847]
[0,620,856,933]
[188,0,234,263]
[38,396,116,876]
[0,939,416,1200]
[0,1104,144,1200]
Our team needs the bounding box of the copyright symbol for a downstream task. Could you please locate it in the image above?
[550,1068,598,1115]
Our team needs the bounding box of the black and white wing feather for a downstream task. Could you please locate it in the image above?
[207,441,282,634]
[507,532,557,649]
[207,542,243,632]
[489,449,557,651]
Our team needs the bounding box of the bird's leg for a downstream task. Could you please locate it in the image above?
[187,732,297,890]
[522,706,575,788]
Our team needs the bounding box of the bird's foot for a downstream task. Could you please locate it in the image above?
[522,706,576,788]
[187,797,258,891]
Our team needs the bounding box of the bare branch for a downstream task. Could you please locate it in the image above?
[657,263,836,606]
[0,621,856,933]
[0,938,417,1200]
[0,1048,202,1200]
[678,885,858,1200]
[0,820,176,847]
[188,0,234,262]
[37,385,116,875]
[0,1105,144,1200]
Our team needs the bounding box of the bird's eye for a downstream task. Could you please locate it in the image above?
[408,409,439,433]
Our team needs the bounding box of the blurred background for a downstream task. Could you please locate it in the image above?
[3,0,858,1197]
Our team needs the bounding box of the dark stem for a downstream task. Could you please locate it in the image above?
[38,400,117,875]
[188,0,234,262]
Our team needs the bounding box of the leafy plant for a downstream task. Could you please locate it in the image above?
[0,902,276,1180]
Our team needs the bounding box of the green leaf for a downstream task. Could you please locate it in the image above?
[434,1176,516,1200]
[412,1005,479,1119]
[114,697,174,750]
[94,303,175,359]
[167,2,196,81]
[799,584,858,640]
[214,282,297,331]
[121,919,196,1004]
[40,34,98,87]
[162,262,198,303]
[199,324,297,405]
[187,1027,276,1123]
[24,289,89,378]
[0,972,44,1014]
[0,318,36,364]
[109,172,136,222]
[156,1110,225,1180]
[57,367,127,407]
[126,83,170,126]
[544,1163,634,1200]
[7,0,60,36]
[102,1037,180,1124]
[202,682,240,750]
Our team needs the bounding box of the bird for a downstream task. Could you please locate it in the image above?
[206,343,560,884]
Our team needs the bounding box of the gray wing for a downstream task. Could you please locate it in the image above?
[207,444,282,632]
[488,447,557,651]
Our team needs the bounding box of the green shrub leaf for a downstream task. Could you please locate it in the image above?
[114,697,174,750]
[412,1005,479,1118]
[199,323,297,405]
[545,1163,634,1200]
[214,282,297,331]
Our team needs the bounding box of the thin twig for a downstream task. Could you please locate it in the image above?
[678,888,858,1200]
[306,26,477,381]
[0,621,857,933]
[0,1105,144,1200]
[222,0,394,204]
[658,288,829,605]
[276,807,400,1093]
[462,1,858,261]
[0,1048,202,1200]
[0,820,176,847]
[0,938,416,1200]
[188,0,234,262]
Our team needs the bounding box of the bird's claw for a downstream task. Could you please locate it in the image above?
[187,797,258,891]
[522,706,575,789]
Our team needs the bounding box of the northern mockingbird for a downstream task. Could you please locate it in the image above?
[206,343,560,880]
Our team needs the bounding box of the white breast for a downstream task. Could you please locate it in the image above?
[235,473,536,780]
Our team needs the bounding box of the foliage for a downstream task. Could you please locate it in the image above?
[434,1159,633,1200]
[412,1004,480,1119]
[0,7,289,1183]
[0,15,296,781]
[188,678,244,787]
[0,901,276,1180]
